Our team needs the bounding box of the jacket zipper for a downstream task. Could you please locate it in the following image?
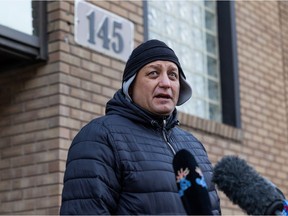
[162,119,176,155]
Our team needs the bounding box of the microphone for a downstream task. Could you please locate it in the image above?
[173,149,213,215]
[212,155,286,215]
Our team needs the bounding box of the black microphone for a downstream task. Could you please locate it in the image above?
[173,149,213,215]
[212,155,286,215]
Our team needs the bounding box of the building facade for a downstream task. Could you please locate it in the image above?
[0,0,287,215]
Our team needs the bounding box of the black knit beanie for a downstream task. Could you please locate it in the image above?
[122,39,192,106]
[123,39,184,81]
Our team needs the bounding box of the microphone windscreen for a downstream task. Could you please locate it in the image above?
[173,149,212,215]
[212,155,284,215]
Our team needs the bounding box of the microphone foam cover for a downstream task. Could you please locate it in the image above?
[212,155,284,215]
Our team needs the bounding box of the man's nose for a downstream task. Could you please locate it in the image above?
[159,73,171,88]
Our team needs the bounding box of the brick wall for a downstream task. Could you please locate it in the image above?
[0,1,287,215]
[236,0,288,187]
[279,1,288,162]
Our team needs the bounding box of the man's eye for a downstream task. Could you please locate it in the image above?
[169,72,178,79]
[148,71,158,77]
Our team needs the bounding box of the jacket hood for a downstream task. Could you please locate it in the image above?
[105,90,179,129]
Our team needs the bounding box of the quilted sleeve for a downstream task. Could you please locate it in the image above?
[60,120,121,215]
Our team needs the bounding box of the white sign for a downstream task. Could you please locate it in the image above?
[75,1,134,61]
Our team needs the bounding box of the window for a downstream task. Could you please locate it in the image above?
[144,0,240,127]
[0,0,47,72]
[0,0,34,35]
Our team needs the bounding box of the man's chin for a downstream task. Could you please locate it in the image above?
[153,106,174,116]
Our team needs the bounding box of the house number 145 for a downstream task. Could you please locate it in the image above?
[87,11,124,54]
[75,1,134,61]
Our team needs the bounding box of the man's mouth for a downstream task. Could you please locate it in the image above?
[155,94,172,99]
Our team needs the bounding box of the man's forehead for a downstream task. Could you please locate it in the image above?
[144,60,178,69]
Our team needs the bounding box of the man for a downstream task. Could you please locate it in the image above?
[60,39,221,215]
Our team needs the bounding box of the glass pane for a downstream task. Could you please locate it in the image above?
[148,7,158,28]
[207,56,218,78]
[191,4,203,27]
[208,79,220,101]
[0,0,34,35]
[195,98,208,119]
[205,10,216,32]
[164,1,176,13]
[180,45,193,69]
[180,98,194,114]
[209,103,221,122]
[179,2,193,20]
[179,23,193,42]
[206,33,216,55]
[192,74,207,98]
[205,0,216,10]
[194,51,205,73]
[192,28,204,50]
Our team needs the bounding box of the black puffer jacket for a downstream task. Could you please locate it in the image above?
[60,90,221,215]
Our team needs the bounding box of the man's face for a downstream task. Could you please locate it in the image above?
[131,60,180,116]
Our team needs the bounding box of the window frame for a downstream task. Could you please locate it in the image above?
[0,1,47,71]
[143,0,241,128]
[217,1,241,128]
